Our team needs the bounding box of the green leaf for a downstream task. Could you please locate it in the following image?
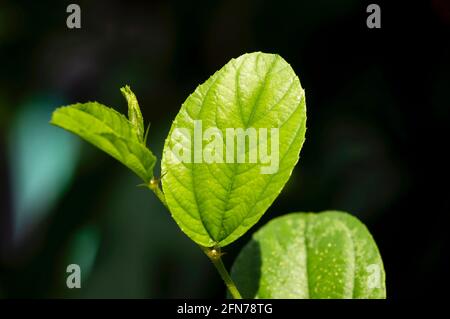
[120,85,145,142]
[231,211,386,299]
[161,52,307,247]
[50,101,156,183]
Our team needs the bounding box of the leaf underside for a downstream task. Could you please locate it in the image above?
[231,211,386,299]
[161,52,307,247]
[50,102,156,183]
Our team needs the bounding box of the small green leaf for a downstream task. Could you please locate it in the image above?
[120,85,145,141]
[231,211,386,299]
[161,52,307,247]
[50,101,156,183]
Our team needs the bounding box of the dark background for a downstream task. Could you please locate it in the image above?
[0,0,449,298]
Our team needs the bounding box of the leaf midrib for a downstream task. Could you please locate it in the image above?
[213,54,296,242]
[218,96,306,246]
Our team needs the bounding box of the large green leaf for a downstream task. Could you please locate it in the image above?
[161,52,307,247]
[231,211,386,299]
[50,97,156,183]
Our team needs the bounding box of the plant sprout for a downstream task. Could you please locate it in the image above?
[50,52,385,299]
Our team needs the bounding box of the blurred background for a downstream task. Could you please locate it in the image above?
[0,0,449,298]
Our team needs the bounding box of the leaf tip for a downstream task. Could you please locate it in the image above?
[120,85,144,141]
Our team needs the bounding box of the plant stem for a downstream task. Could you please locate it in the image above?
[201,246,242,299]
[148,178,168,209]
[148,178,243,299]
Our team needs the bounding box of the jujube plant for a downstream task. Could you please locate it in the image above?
[50,52,386,299]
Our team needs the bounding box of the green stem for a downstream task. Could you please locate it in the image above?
[201,246,242,299]
[147,177,243,299]
[149,181,168,209]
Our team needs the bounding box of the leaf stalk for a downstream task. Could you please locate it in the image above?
[148,178,242,299]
